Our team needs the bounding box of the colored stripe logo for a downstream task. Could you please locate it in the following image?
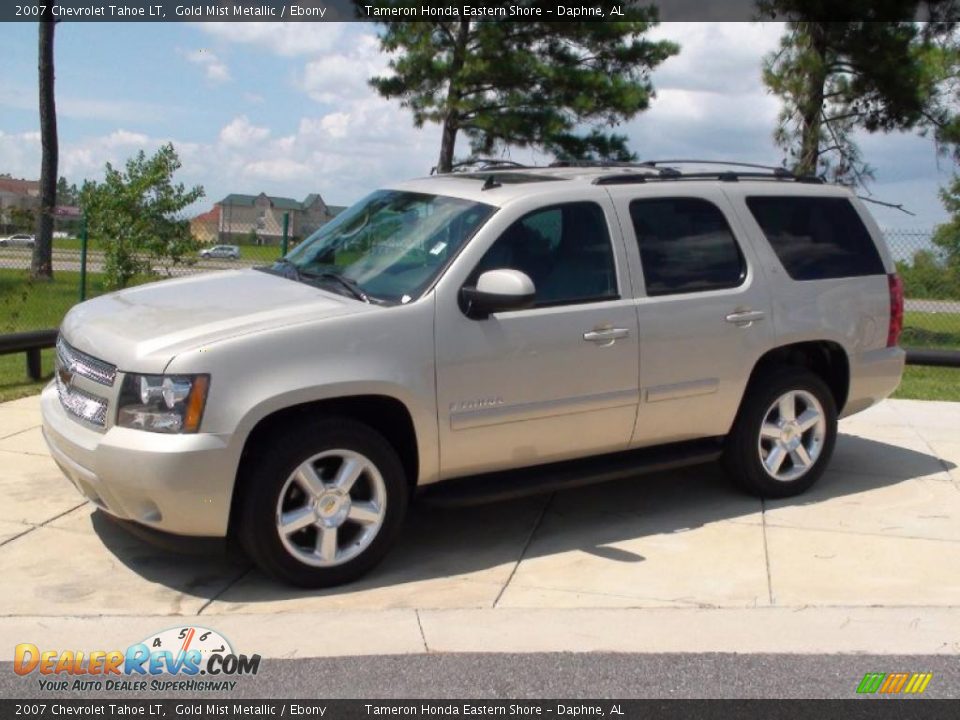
[857,672,933,694]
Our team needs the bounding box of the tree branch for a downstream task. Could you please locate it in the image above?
[856,195,916,216]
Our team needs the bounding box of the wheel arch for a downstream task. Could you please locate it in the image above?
[228,394,420,539]
[744,340,850,414]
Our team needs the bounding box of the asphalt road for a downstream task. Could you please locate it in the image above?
[2,653,958,700]
[905,299,960,314]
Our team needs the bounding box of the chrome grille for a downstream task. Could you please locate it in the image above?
[55,372,108,427]
[56,336,116,386]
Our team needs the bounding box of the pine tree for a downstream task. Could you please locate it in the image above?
[760,1,954,184]
[365,4,678,172]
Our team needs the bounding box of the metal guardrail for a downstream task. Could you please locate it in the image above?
[0,328,58,381]
[905,348,960,368]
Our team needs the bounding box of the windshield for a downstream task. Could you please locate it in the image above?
[278,190,496,303]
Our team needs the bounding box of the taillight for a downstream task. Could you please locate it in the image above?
[887,273,904,347]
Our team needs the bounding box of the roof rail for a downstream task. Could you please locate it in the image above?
[433,158,529,175]
[593,170,824,186]
[639,159,795,176]
[549,160,642,168]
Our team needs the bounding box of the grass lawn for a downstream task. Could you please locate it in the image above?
[0,350,53,402]
[901,310,960,349]
[894,365,960,402]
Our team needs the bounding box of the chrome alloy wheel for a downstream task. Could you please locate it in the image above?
[275,449,387,567]
[757,390,827,482]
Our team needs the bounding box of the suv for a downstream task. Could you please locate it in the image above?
[199,244,241,259]
[41,161,905,587]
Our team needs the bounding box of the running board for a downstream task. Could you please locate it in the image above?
[418,438,724,507]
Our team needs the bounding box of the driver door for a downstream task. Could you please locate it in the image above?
[434,198,640,478]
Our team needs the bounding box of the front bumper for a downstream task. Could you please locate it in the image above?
[41,382,237,537]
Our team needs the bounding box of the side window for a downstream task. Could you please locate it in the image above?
[472,202,618,306]
[745,196,885,280]
[629,198,745,297]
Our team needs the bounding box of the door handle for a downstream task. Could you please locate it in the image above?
[583,327,630,346]
[725,309,766,327]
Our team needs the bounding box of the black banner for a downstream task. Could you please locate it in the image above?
[0,0,951,23]
[2,699,960,719]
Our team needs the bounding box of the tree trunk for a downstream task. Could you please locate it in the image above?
[33,17,57,281]
[437,115,459,174]
[795,23,827,178]
[435,21,471,174]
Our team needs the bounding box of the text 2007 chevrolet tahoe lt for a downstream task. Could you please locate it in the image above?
[42,162,905,587]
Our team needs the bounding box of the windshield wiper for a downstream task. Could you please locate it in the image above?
[309,271,370,304]
[265,257,302,280]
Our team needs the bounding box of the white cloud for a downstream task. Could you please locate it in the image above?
[0,84,184,123]
[242,158,313,183]
[181,48,231,83]
[218,116,271,147]
[197,22,345,57]
[648,22,784,95]
[0,131,41,179]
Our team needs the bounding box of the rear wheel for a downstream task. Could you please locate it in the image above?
[237,417,408,587]
[723,367,837,498]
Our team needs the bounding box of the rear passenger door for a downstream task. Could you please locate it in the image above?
[605,186,775,446]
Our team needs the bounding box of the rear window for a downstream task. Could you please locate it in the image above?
[745,196,885,280]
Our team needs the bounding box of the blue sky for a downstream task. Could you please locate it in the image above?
[0,21,955,229]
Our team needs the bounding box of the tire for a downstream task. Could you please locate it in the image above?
[723,367,837,498]
[236,417,408,587]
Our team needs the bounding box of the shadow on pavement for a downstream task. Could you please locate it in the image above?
[88,433,956,604]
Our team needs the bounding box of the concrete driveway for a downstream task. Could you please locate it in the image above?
[1,394,959,658]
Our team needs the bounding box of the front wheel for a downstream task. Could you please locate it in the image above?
[723,367,837,498]
[237,417,408,587]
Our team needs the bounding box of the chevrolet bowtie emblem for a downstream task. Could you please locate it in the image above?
[58,363,75,387]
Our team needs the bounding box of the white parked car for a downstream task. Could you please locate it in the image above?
[199,245,240,259]
[42,160,905,588]
[0,233,36,247]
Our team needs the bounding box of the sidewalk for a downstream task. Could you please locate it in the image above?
[1,394,958,657]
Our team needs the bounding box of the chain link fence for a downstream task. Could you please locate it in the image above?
[1,224,958,399]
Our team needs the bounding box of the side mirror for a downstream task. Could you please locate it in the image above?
[461,269,536,319]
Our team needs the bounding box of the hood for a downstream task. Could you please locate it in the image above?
[61,269,376,372]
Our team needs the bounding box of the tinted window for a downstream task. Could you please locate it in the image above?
[746,196,885,280]
[472,202,617,306]
[629,198,745,296]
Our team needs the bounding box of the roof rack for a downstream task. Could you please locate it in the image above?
[545,158,822,184]
[639,159,795,176]
[549,160,643,168]
[433,158,529,175]
[594,171,823,186]
[587,160,821,186]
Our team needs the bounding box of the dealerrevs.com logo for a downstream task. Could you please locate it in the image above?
[13,626,261,692]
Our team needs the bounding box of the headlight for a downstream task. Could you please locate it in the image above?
[117,374,210,433]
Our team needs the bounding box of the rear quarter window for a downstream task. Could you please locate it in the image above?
[745,196,885,280]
